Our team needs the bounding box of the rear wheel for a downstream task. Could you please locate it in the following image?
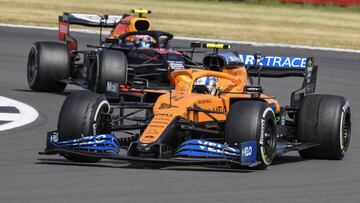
[225,101,277,169]
[298,94,351,160]
[58,91,111,162]
[27,42,69,92]
[95,50,128,93]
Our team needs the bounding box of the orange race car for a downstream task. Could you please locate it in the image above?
[40,44,351,170]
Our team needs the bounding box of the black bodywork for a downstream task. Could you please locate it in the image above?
[66,30,199,95]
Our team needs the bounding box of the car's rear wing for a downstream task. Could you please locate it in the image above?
[59,12,122,27]
[240,53,318,107]
[58,12,122,42]
[243,54,317,91]
[213,51,317,88]
[241,54,310,78]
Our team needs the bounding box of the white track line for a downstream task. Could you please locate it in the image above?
[0,96,39,131]
[0,113,22,121]
[1,23,359,54]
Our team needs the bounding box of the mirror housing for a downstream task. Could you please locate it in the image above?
[190,42,202,48]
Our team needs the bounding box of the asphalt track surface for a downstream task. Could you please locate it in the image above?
[0,26,359,203]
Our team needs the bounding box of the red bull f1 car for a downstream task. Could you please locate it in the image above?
[40,46,351,170]
[27,9,199,97]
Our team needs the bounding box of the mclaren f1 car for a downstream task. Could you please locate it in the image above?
[27,9,199,97]
[40,47,351,170]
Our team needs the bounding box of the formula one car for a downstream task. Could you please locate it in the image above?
[27,9,199,96]
[40,47,351,169]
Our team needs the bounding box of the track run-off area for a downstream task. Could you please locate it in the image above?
[0,26,359,202]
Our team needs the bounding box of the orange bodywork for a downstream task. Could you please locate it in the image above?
[139,67,281,144]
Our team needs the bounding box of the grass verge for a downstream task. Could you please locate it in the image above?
[0,0,359,49]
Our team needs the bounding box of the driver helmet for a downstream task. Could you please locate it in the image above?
[194,76,220,96]
[134,35,154,48]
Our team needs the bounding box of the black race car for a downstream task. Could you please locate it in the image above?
[26,11,199,98]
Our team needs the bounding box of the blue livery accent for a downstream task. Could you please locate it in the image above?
[239,54,307,68]
[176,145,239,157]
[176,151,225,158]
[176,139,240,153]
[175,139,240,159]
[51,134,120,155]
[240,141,257,164]
[175,139,258,166]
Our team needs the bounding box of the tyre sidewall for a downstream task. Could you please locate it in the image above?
[258,106,276,166]
[27,46,39,88]
[57,91,110,162]
[96,50,128,93]
[58,91,110,141]
[27,42,69,92]
[225,101,276,168]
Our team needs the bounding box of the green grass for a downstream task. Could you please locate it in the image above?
[0,0,359,49]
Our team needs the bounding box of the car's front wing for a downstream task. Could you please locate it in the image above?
[40,132,261,167]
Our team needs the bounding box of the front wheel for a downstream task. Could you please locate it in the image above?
[57,91,111,162]
[225,101,277,169]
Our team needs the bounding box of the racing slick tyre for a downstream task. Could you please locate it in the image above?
[57,91,111,162]
[298,94,351,160]
[225,101,277,170]
[95,50,128,93]
[27,42,69,92]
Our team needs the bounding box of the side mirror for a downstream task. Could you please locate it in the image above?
[244,85,263,93]
[191,42,201,48]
